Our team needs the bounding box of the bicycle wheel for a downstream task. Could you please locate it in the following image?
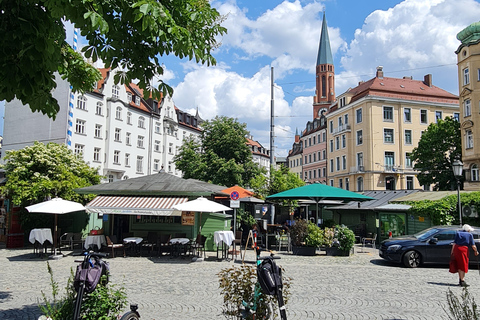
[119,311,140,320]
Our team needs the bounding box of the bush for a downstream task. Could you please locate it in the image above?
[289,219,308,246]
[39,262,127,320]
[305,223,324,247]
[335,225,356,253]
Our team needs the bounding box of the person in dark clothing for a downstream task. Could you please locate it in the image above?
[449,224,479,287]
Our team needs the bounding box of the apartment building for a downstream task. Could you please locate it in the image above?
[326,67,459,191]
[456,21,480,190]
[286,130,303,179]
[2,68,202,182]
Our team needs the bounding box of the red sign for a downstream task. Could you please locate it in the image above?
[230,191,239,200]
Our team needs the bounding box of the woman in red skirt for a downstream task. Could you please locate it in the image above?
[450,224,479,287]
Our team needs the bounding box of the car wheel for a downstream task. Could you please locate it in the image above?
[403,250,421,268]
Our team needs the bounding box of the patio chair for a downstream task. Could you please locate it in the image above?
[190,234,207,258]
[276,231,291,252]
[105,236,125,258]
[59,233,74,249]
[71,233,84,250]
[141,232,158,256]
[157,234,172,256]
[362,233,377,248]
[233,231,242,259]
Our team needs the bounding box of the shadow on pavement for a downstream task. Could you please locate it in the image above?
[427,281,459,287]
[0,304,42,320]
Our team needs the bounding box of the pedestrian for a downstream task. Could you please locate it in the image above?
[449,224,479,287]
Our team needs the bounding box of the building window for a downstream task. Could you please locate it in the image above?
[95,102,103,115]
[113,150,120,164]
[472,164,479,182]
[404,130,412,145]
[75,119,85,134]
[477,68,480,81]
[404,108,411,122]
[304,155,307,164]
[154,159,160,171]
[323,167,326,177]
[127,112,132,124]
[322,150,326,160]
[329,180,334,187]
[155,122,161,133]
[344,114,349,125]
[309,137,312,146]
[330,159,334,173]
[138,117,145,128]
[77,96,87,110]
[93,147,100,162]
[342,155,346,170]
[356,130,363,145]
[356,108,362,123]
[466,130,473,149]
[115,106,122,120]
[329,120,333,133]
[435,111,442,122]
[135,96,140,106]
[114,128,121,142]
[420,109,427,124]
[335,136,340,150]
[126,132,131,145]
[127,92,132,103]
[384,128,394,143]
[385,151,395,171]
[137,135,144,148]
[336,157,340,171]
[406,176,414,190]
[357,177,364,192]
[108,175,114,183]
[345,178,350,191]
[405,153,412,168]
[309,154,312,163]
[329,140,334,152]
[357,152,364,169]
[454,112,460,121]
[169,143,173,154]
[136,156,143,173]
[342,134,346,148]
[125,153,130,167]
[154,140,160,152]
[338,117,343,127]
[112,85,120,98]
[383,106,393,121]
[74,144,84,157]
[339,178,343,189]
[464,99,471,117]
[464,67,470,85]
[94,124,102,138]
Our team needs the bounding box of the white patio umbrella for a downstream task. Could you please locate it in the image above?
[173,197,232,232]
[26,197,86,256]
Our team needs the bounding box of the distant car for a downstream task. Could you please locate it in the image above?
[379,226,480,268]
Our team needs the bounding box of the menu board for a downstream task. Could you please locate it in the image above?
[181,211,195,226]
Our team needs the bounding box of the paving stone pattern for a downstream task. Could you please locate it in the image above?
[1,245,479,319]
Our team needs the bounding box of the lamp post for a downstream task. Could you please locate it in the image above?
[453,160,463,226]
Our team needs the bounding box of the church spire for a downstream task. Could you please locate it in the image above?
[313,12,335,118]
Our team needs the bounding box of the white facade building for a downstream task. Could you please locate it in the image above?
[2,68,202,182]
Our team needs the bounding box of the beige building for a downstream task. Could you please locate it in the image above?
[456,22,480,191]
[326,67,459,191]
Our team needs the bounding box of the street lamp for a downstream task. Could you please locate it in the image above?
[453,160,463,226]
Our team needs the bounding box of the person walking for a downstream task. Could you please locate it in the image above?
[449,224,479,287]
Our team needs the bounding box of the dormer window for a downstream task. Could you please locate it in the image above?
[127,92,132,103]
[112,85,120,99]
[135,96,140,106]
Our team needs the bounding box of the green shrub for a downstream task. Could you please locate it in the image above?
[289,219,308,246]
[305,223,323,247]
[335,225,356,253]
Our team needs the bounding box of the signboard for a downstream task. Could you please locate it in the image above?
[181,211,195,226]
[230,200,240,208]
[230,191,239,200]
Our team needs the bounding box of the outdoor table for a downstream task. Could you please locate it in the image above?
[123,237,143,256]
[214,230,234,261]
[84,234,106,251]
[169,238,190,257]
[29,228,53,255]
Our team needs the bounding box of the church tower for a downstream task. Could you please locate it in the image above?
[313,12,335,118]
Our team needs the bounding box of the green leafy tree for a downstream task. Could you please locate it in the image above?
[249,165,304,200]
[174,116,264,187]
[410,117,461,191]
[1,0,226,119]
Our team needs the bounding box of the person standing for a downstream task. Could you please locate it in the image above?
[450,224,479,287]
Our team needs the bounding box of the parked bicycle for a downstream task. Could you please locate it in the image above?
[72,250,140,320]
[241,247,287,320]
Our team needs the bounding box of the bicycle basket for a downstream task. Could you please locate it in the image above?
[74,257,109,293]
[257,258,282,296]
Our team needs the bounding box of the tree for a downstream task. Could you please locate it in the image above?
[410,117,461,191]
[1,0,226,118]
[1,142,101,206]
[174,116,264,187]
[249,165,304,200]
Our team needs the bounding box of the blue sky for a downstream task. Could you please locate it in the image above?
[11,0,480,158]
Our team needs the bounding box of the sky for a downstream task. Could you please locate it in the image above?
[38,0,480,158]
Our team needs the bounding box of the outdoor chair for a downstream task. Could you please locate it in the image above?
[190,234,207,258]
[142,232,158,256]
[105,236,125,258]
[233,231,242,259]
[275,231,291,252]
[59,233,74,249]
[362,233,377,248]
[157,234,172,256]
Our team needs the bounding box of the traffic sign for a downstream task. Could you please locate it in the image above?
[230,200,240,208]
[230,191,239,200]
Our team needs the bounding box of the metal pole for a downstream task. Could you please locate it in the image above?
[270,67,275,225]
[457,179,462,226]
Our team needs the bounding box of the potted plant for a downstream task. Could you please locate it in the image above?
[326,225,356,256]
[290,219,323,256]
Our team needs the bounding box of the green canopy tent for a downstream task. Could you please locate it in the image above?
[266,183,375,224]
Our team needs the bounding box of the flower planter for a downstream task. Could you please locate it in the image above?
[326,246,354,256]
[292,245,317,256]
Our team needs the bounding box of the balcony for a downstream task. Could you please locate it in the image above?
[331,124,351,135]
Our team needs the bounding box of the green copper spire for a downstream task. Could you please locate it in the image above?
[316,12,333,66]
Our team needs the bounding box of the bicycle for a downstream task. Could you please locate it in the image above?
[72,250,140,320]
[241,247,287,320]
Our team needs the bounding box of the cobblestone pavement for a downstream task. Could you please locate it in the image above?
[1,244,479,320]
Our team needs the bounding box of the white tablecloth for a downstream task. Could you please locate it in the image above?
[169,238,190,245]
[214,231,234,246]
[29,228,53,245]
[123,237,143,244]
[84,235,106,249]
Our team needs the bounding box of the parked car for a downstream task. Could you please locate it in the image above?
[379,226,480,268]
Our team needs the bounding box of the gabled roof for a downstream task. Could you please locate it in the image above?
[316,12,333,66]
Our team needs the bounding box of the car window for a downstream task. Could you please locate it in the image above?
[434,230,456,241]
[415,228,441,240]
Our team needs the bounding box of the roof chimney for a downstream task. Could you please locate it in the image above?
[403,76,412,80]
[376,66,384,79]
[423,74,432,87]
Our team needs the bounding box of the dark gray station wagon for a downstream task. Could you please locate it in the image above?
[379,226,480,268]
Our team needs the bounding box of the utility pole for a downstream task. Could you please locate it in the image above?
[269,67,275,225]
